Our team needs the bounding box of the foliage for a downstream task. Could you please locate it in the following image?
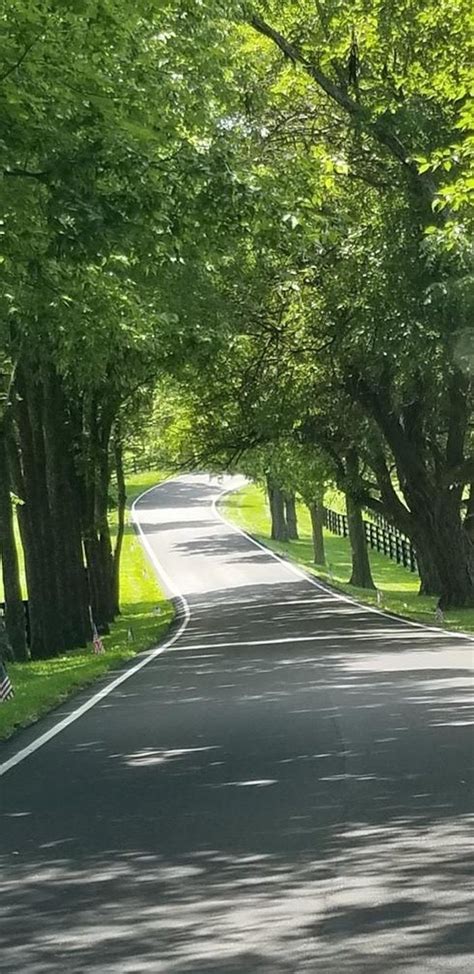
[160,0,474,606]
[1,0,473,619]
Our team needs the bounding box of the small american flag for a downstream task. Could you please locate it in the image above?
[0,660,14,703]
[92,623,105,655]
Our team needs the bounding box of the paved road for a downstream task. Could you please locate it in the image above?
[1,475,473,973]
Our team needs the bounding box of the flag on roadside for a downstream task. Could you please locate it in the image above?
[92,623,105,655]
[0,660,14,703]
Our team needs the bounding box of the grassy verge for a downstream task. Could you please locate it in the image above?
[222,483,474,636]
[0,470,174,741]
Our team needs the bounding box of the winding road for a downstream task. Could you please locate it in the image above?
[1,474,473,973]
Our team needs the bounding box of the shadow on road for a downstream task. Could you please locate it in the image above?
[1,592,472,972]
[1,801,472,972]
[1,483,473,973]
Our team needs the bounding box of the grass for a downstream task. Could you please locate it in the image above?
[222,482,474,636]
[0,470,173,741]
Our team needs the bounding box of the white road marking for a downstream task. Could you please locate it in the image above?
[0,480,191,779]
[171,629,448,653]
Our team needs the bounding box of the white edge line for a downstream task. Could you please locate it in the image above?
[0,477,190,779]
[213,484,474,644]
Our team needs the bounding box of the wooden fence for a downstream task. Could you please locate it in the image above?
[323,507,418,573]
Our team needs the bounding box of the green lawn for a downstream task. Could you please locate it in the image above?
[222,483,474,636]
[0,470,173,741]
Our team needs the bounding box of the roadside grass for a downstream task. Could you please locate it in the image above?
[222,482,474,636]
[0,470,173,741]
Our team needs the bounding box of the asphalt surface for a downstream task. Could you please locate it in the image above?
[0,474,473,974]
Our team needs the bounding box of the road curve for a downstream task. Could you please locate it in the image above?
[0,474,473,973]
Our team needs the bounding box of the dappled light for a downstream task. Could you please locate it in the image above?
[120,746,221,769]
[2,475,473,971]
[1,814,472,972]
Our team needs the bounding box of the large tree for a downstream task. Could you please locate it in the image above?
[210,0,474,605]
[0,0,247,655]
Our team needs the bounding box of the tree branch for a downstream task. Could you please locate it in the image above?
[3,168,49,182]
[368,450,413,535]
[248,12,428,189]
[446,369,469,468]
[0,36,40,84]
[444,456,474,487]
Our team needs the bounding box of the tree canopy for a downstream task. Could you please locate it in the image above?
[0,0,473,664]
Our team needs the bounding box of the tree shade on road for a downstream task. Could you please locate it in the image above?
[1,476,472,971]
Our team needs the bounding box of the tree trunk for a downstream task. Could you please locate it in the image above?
[81,396,116,631]
[309,500,326,565]
[96,427,115,623]
[354,373,474,607]
[422,498,474,609]
[0,426,27,661]
[267,477,289,541]
[372,462,467,603]
[284,492,299,539]
[393,486,474,607]
[346,493,376,589]
[367,451,442,596]
[7,426,45,656]
[83,496,113,633]
[415,541,441,596]
[0,615,14,663]
[42,369,89,649]
[112,433,126,615]
[14,372,64,658]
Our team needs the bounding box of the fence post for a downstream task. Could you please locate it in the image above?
[401,539,408,568]
[395,536,401,565]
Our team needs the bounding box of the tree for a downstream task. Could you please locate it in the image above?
[236,1,473,605]
[0,1,253,655]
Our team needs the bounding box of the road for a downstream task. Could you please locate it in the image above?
[0,474,473,973]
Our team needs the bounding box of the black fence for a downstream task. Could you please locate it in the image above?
[123,454,160,476]
[323,507,418,574]
[371,510,405,539]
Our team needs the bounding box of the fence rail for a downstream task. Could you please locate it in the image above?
[323,507,418,574]
[123,455,159,476]
[370,510,406,540]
